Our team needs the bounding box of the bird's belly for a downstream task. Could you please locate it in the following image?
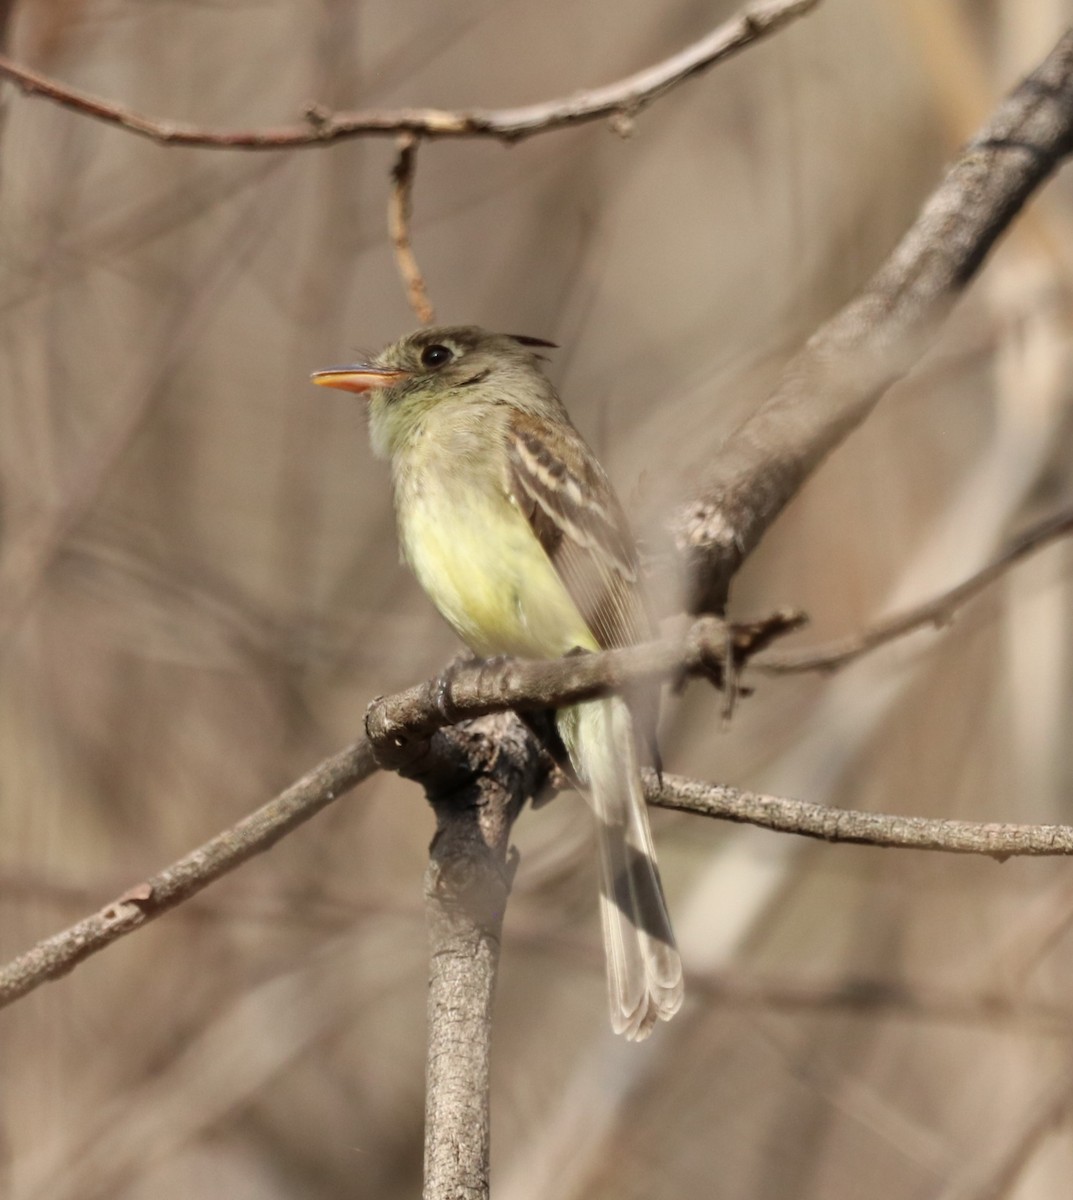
[399,484,594,660]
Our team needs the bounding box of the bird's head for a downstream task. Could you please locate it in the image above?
[312,325,557,458]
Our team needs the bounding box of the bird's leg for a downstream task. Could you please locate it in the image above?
[431,650,480,726]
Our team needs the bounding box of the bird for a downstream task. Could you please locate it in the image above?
[313,326,682,1039]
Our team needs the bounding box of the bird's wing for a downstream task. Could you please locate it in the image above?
[505,407,652,653]
[505,406,661,770]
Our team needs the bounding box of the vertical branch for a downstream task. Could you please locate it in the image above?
[390,133,436,325]
[423,807,508,1200]
[376,712,549,1200]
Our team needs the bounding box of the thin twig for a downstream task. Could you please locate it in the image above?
[648,773,1073,858]
[758,506,1073,674]
[0,0,819,149]
[673,28,1073,611]
[0,739,376,1011]
[389,134,435,325]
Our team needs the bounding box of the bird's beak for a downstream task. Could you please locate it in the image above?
[310,365,410,394]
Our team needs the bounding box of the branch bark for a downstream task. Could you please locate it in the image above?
[364,612,797,747]
[4,490,1073,1014]
[4,515,1073,1014]
[673,29,1073,612]
[0,739,376,1010]
[2,27,1072,1199]
[0,0,818,149]
[381,713,548,1200]
[648,774,1073,859]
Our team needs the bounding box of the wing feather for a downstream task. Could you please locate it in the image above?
[506,408,662,772]
[506,409,651,652]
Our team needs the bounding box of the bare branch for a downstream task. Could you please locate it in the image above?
[0,0,819,149]
[759,506,1073,674]
[389,134,435,325]
[0,739,376,1012]
[419,713,547,1200]
[365,612,801,756]
[649,773,1073,858]
[2,529,1068,1017]
[0,616,797,1016]
[673,28,1073,612]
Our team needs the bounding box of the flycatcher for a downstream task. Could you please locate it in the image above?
[313,326,682,1039]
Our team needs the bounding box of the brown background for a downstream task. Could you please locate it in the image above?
[1,1,1072,1196]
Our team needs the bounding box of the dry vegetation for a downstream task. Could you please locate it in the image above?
[1,1,1072,1198]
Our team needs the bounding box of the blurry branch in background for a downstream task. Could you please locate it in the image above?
[0,0,819,148]
[0,197,282,654]
[0,0,13,137]
[936,1059,1073,1200]
[673,28,1073,612]
[389,134,435,324]
[509,917,1073,1032]
[689,967,1073,1035]
[757,506,1073,674]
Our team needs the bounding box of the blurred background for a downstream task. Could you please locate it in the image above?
[1,0,1072,1196]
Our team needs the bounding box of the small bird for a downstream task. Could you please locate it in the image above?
[313,326,682,1039]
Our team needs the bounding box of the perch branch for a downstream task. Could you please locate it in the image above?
[3,562,1071,1014]
[0,617,791,1015]
[365,611,799,757]
[8,506,1063,1012]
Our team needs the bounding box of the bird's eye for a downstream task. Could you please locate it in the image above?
[420,344,453,368]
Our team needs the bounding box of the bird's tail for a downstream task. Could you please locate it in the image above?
[559,699,683,1040]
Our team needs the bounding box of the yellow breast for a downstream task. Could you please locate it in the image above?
[397,460,595,660]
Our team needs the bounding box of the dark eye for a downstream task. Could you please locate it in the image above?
[420,344,453,368]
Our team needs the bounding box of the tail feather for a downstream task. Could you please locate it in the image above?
[560,699,683,1040]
